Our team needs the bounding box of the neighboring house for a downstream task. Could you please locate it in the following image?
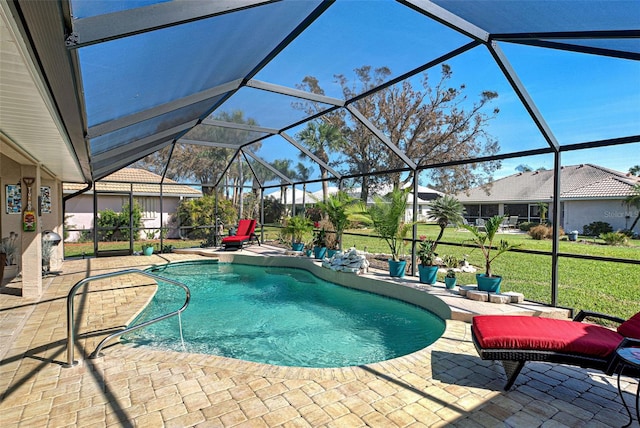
[265,184,444,223]
[63,168,202,241]
[455,164,640,234]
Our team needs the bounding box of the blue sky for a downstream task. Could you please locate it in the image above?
[225,1,639,189]
[78,0,639,189]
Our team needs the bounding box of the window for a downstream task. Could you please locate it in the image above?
[480,204,499,217]
[464,204,479,219]
[504,204,528,218]
[529,203,541,221]
[135,197,158,220]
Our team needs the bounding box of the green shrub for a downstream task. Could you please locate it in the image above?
[96,202,142,241]
[583,221,612,236]
[600,231,629,246]
[78,229,93,243]
[177,195,236,239]
[518,221,536,232]
[263,196,285,224]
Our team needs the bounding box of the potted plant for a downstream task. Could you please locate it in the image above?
[444,269,457,289]
[282,215,313,251]
[1,232,19,280]
[141,243,155,256]
[417,236,438,284]
[312,227,328,259]
[366,188,411,277]
[462,215,519,293]
[304,241,313,257]
[315,191,358,251]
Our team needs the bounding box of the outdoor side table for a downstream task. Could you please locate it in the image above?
[616,347,640,428]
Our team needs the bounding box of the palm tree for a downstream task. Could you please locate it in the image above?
[295,162,313,209]
[462,215,519,278]
[271,159,294,206]
[315,191,358,250]
[426,195,466,252]
[296,121,344,202]
[625,184,640,232]
[366,188,410,261]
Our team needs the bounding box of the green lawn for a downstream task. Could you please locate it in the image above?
[64,224,639,320]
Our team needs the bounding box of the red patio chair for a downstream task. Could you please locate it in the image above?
[472,310,640,390]
[221,219,260,249]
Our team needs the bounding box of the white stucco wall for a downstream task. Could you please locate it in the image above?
[64,194,182,241]
[562,199,638,234]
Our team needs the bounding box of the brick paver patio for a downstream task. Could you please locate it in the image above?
[1,251,637,427]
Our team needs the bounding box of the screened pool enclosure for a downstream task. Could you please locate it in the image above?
[2,0,638,306]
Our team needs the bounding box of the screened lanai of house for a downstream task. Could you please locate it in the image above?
[3,0,637,187]
[1,0,639,302]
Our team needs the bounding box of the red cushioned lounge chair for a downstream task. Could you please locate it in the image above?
[472,310,640,390]
[221,219,260,250]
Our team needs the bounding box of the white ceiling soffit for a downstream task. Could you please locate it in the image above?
[0,4,85,183]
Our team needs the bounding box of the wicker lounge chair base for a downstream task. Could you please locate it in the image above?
[472,310,640,390]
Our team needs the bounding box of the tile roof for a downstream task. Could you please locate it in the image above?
[63,168,202,197]
[455,164,639,203]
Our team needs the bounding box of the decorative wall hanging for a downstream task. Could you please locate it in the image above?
[22,177,36,232]
[5,184,22,214]
[40,186,51,214]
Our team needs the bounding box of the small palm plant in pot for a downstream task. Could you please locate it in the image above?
[417,236,438,284]
[283,215,313,251]
[315,190,358,251]
[416,195,465,284]
[365,188,411,277]
[312,227,328,259]
[462,215,519,293]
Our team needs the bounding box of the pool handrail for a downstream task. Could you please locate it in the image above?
[65,268,190,368]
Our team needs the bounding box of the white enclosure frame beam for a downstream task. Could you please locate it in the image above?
[201,119,279,135]
[87,79,242,139]
[66,0,279,48]
[279,132,341,179]
[244,150,293,184]
[398,0,489,42]
[246,79,345,107]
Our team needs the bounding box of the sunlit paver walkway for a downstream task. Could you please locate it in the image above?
[1,251,637,427]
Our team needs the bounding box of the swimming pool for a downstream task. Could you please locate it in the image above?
[124,261,445,368]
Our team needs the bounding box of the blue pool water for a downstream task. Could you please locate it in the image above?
[124,261,445,368]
